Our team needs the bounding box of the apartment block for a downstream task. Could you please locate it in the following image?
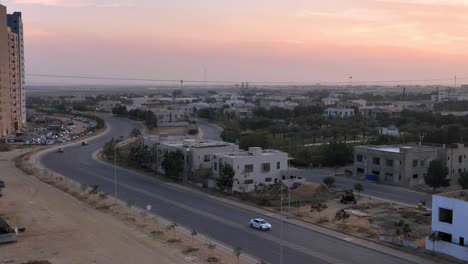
[426,191,468,262]
[212,147,288,192]
[0,5,24,136]
[7,11,25,126]
[353,145,440,187]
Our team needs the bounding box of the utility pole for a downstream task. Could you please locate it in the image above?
[280,184,284,264]
[204,68,207,90]
[114,146,118,199]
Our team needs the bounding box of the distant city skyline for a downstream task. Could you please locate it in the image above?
[4,0,468,85]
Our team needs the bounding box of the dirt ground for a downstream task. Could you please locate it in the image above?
[266,183,431,247]
[0,149,254,264]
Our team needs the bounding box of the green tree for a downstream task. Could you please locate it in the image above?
[128,143,151,167]
[112,105,128,116]
[129,128,142,138]
[239,133,272,150]
[161,150,185,180]
[320,142,352,167]
[323,176,336,188]
[354,182,364,196]
[145,110,158,129]
[233,246,242,264]
[395,220,412,238]
[335,209,350,223]
[428,231,440,254]
[425,160,450,190]
[216,164,235,192]
[310,202,328,219]
[458,172,468,189]
[221,120,241,143]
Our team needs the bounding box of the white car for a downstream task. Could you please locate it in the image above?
[249,218,271,231]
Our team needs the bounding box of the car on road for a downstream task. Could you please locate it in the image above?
[249,218,271,231]
[82,141,88,146]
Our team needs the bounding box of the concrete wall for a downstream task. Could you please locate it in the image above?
[431,195,468,246]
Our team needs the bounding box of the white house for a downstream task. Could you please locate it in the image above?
[426,191,468,262]
[322,97,340,106]
[324,108,354,118]
[153,139,239,178]
[212,147,288,192]
[380,125,400,137]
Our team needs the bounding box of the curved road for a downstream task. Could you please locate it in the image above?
[41,116,416,264]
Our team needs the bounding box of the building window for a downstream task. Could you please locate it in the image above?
[244,164,254,173]
[213,162,217,171]
[386,159,393,167]
[372,157,380,165]
[420,160,425,167]
[262,163,270,173]
[277,162,280,169]
[439,231,452,243]
[459,155,463,163]
[357,168,364,174]
[371,170,380,176]
[356,155,363,162]
[412,174,418,179]
[412,160,418,167]
[439,208,453,224]
[204,155,210,162]
[265,177,272,182]
[244,179,254,184]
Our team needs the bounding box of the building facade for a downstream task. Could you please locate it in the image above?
[354,144,468,187]
[426,191,468,262]
[324,107,354,118]
[152,139,239,179]
[7,12,24,126]
[0,5,23,136]
[353,145,440,187]
[212,147,288,192]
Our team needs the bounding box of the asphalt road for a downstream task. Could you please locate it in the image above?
[296,170,433,207]
[197,119,223,141]
[41,117,416,264]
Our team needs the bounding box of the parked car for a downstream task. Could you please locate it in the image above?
[249,218,271,231]
[82,141,88,146]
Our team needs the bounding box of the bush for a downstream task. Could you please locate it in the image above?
[323,176,336,188]
[0,143,12,152]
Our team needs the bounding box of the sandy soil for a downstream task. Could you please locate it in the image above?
[0,149,253,264]
[267,183,431,245]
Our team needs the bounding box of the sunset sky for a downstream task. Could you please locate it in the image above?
[4,0,468,85]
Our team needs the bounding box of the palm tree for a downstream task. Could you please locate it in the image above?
[233,246,242,264]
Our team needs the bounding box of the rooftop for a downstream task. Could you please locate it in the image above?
[357,144,438,153]
[437,190,468,202]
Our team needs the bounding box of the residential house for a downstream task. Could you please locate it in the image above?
[426,191,468,262]
[212,147,288,192]
[324,108,354,118]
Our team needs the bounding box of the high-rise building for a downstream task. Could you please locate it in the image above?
[7,12,25,127]
[0,5,24,136]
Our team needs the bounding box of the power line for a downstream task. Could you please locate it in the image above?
[26,73,464,85]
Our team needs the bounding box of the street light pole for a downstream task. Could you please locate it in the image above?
[280,184,284,264]
[114,146,117,199]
